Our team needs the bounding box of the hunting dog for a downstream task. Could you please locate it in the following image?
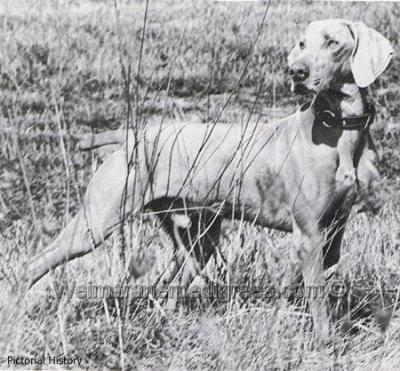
[27,19,393,343]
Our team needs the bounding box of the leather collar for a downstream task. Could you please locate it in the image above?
[315,103,375,130]
[310,93,376,130]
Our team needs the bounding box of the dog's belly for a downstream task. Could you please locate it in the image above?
[183,173,293,232]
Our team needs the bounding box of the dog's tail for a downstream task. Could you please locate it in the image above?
[79,130,126,151]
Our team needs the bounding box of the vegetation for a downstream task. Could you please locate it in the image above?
[0,0,399,369]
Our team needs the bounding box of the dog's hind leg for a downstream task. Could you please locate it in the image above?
[27,149,147,287]
[158,208,222,304]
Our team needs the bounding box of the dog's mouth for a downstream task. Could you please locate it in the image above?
[312,77,322,92]
[290,79,310,94]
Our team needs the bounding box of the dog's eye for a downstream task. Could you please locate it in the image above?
[327,39,339,48]
[299,41,306,50]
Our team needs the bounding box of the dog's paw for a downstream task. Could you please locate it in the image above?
[335,167,356,186]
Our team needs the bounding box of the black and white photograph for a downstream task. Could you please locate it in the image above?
[1,0,399,369]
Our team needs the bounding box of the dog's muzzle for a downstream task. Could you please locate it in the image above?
[289,62,310,93]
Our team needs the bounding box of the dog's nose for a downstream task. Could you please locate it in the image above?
[289,62,309,82]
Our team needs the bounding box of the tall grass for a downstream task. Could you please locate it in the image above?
[0,0,400,369]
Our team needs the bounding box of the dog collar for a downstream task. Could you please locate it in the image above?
[316,103,376,130]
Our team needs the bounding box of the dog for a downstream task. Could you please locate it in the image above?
[27,19,393,343]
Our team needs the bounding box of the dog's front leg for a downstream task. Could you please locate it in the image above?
[293,224,330,345]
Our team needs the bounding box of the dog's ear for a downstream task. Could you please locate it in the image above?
[349,22,393,88]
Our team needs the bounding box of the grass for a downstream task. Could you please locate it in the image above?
[1,0,400,369]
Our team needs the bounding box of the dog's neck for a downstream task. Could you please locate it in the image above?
[317,83,367,118]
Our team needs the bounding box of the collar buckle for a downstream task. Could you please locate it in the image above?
[316,104,376,130]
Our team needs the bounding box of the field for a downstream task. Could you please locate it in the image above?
[1,0,400,369]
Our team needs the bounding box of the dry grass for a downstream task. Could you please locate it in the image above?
[1,0,400,369]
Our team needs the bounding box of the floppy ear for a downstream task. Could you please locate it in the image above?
[349,22,394,88]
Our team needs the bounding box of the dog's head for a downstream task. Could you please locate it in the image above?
[288,19,393,93]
